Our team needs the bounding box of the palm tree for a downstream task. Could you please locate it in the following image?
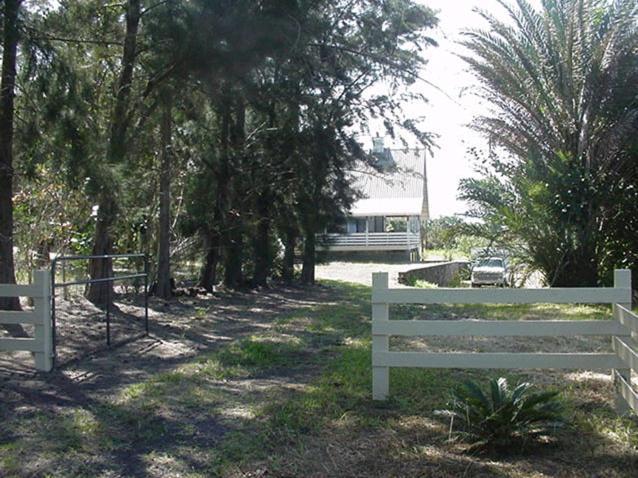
[460,0,638,286]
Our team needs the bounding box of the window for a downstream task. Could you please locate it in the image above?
[386,217,407,232]
[368,216,384,232]
[477,258,504,268]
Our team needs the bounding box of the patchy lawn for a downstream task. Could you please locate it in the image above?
[1,281,638,477]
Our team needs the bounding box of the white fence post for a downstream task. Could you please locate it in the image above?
[613,269,632,414]
[32,270,53,372]
[372,272,390,400]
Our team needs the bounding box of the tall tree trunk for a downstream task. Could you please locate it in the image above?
[216,95,233,288]
[201,157,226,292]
[199,231,219,292]
[282,221,297,284]
[156,99,173,299]
[86,196,115,305]
[86,0,141,304]
[252,189,272,287]
[223,219,244,288]
[222,95,245,288]
[0,0,25,337]
[252,105,277,288]
[301,229,316,285]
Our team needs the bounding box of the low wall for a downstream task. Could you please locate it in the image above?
[323,250,418,263]
[398,261,471,287]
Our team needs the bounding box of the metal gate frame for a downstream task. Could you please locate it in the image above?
[50,253,149,365]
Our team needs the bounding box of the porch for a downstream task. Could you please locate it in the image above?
[320,231,420,251]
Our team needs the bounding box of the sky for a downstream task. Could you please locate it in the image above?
[363,0,532,218]
[413,0,489,218]
[39,0,514,219]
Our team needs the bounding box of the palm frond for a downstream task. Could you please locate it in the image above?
[437,377,567,451]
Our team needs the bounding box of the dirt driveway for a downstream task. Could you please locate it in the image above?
[0,284,347,477]
[315,261,429,287]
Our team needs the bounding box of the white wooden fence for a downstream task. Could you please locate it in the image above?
[371,269,638,414]
[0,270,53,371]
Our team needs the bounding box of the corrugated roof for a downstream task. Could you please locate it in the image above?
[351,198,423,216]
[350,149,426,217]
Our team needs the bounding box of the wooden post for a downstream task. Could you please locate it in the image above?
[62,258,69,300]
[613,269,632,414]
[372,272,390,400]
[365,217,369,247]
[32,270,52,372]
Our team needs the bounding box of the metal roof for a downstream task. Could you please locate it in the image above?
[350,149,426,217]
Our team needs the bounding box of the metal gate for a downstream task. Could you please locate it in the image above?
[50,253,149,365]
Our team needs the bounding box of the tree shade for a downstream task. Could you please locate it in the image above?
[1,0,439,298]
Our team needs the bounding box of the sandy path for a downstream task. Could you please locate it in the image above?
[315,261,436,287]
[0,284,349,477]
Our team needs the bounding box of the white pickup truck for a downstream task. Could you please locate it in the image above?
[471,257,509,287]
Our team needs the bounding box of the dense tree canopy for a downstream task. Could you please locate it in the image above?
[0,0,438,304]
[459,0,638,286]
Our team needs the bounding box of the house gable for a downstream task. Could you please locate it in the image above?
[350,148,428,218]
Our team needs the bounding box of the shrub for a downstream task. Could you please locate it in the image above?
[403,275,438,288]
[437,377,566,451]
[414,279,438,289]
[448,268,470,288]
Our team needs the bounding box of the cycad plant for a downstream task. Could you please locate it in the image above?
[438,377,566,451]
[458,0,638,287]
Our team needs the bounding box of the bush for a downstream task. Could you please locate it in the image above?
[447,268,470,288]
[437,377,566,451]
[413,279,438,289]
[402,275,438,288]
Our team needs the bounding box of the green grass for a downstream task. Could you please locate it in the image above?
[205,282,634,475]
[2,279,637,477]
[391,301,611,322]
[423,248,468,261]
[197,336,307,379]
[208,282,637,475]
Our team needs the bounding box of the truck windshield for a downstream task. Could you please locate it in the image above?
[477,258,503,268]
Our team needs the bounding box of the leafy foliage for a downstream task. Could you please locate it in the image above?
[439,377,566,451]
[459,0,638,286]
[6,0,439,294]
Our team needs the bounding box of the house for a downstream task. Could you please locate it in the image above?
[321,137,429,261]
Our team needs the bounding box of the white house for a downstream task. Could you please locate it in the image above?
[321,138,429,260]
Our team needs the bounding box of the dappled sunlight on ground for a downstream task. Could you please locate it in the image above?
[316,261,418,287]
[1,281,637,477]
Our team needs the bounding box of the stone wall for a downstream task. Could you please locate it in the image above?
[322,250,419,263]
[398,261,471,287]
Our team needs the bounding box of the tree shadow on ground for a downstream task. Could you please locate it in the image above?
[0,283,362,477]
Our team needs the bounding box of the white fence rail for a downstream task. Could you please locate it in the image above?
[371,269,638,415]
[320,232,420,251]
[0,270,53,371]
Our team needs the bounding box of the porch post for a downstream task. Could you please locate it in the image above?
[365,216,369,246]
[416,216,422,261]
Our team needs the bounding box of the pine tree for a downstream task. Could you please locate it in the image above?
[0,0,24,335]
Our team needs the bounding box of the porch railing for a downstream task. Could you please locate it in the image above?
[320,232,420,250]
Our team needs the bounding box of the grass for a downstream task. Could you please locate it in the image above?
[389,297,611,322]
[197,335,307,379]
[423,248,469,261]
[2,280,638,477]
[209,282,637,476]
